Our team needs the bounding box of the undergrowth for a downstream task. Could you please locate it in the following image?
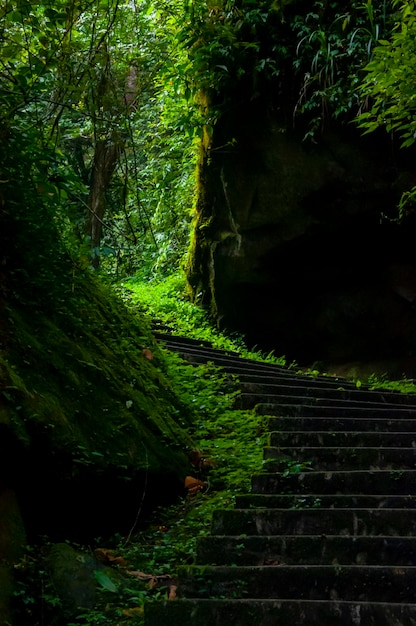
[366,374,416,395]
[14,269,416,624]
[14,270,271,625]
[118,271,287,366]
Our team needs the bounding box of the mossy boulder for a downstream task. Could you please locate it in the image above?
[187,100,416,369]
[47,543,100,614]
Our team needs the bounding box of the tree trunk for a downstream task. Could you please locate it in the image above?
[86,138,120,267]
[85,64,138,267]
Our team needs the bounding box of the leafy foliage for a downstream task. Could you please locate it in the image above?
[358,1,416,147]
[358,0,416,216]
[0,0,200,281]
[178,0,396,137]
[120,271,286,364]
[12,331,268,625]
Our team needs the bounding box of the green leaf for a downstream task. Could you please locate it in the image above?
[94,570,118,593]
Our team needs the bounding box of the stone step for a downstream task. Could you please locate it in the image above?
[257,403,416,418]
[211,508,416,537]
[269,430,416,447]
[252,469,416,495]
[145,598,416,626]
[156,340,290,373]
[174,564,416,602]
[235,493,416,510]
[266,416,416,432]
[234,368,357,389]
[236,393,416,411]
[263,446,416,470]
[239,381,416,406]
[156,337,361,385]
[153,331,214,350]
[146,333,416,625]
[196,534,416,566]
[232,370,359,389]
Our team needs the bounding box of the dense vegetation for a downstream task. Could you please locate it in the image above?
[2,0,416,623]
[2,0,415,282]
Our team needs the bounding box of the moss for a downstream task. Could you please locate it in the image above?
[0,269,195,482]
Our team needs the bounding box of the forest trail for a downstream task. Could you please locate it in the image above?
[145,334,416,625]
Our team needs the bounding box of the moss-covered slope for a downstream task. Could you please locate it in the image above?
[0,264,195,540]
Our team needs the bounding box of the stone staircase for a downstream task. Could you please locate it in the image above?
[145,333,416,626]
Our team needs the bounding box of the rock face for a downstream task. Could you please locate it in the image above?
[188,106,416,368]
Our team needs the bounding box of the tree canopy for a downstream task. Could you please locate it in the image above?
[0,0,200,280]
[2,0,416,283]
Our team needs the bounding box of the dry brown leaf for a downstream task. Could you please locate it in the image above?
[126,570,169,582]
[125,570,152,581]
[94,548,127,568]
[121,607,144,618]
[184,475,207,495]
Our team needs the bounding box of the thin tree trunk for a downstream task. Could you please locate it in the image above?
[86,138,120,266]
[85,64,138,267]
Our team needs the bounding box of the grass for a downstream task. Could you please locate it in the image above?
[118,271,287,366]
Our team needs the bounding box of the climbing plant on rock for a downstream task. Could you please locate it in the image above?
[179,0,396,135]
[358,0,416,217]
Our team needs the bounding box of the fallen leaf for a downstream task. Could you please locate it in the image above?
[94,548,127,568]
[184,475,207,495]
[126,570,170,582]
[122,607,144,618]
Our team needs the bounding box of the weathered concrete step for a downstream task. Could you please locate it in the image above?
[266,416,416,432]
[175,564,416,601]
[263,446,416,470]
[196,534,416,566]
[257,403,416,418]
[148,334,416,625]
[269,430,416,447]
[153,331,214,349]
[231,370,358,389]
[158,339,368,388]
[252,469,416,495]
[145,598,416,626]
[235,493,416,510]
[236,393,416,411]
[239,382,416,406]
[211,508,416,537]
[156,340,289,373]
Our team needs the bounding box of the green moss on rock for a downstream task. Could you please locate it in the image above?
[0,264,195,543]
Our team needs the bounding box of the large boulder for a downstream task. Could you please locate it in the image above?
[188,106,416,369]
